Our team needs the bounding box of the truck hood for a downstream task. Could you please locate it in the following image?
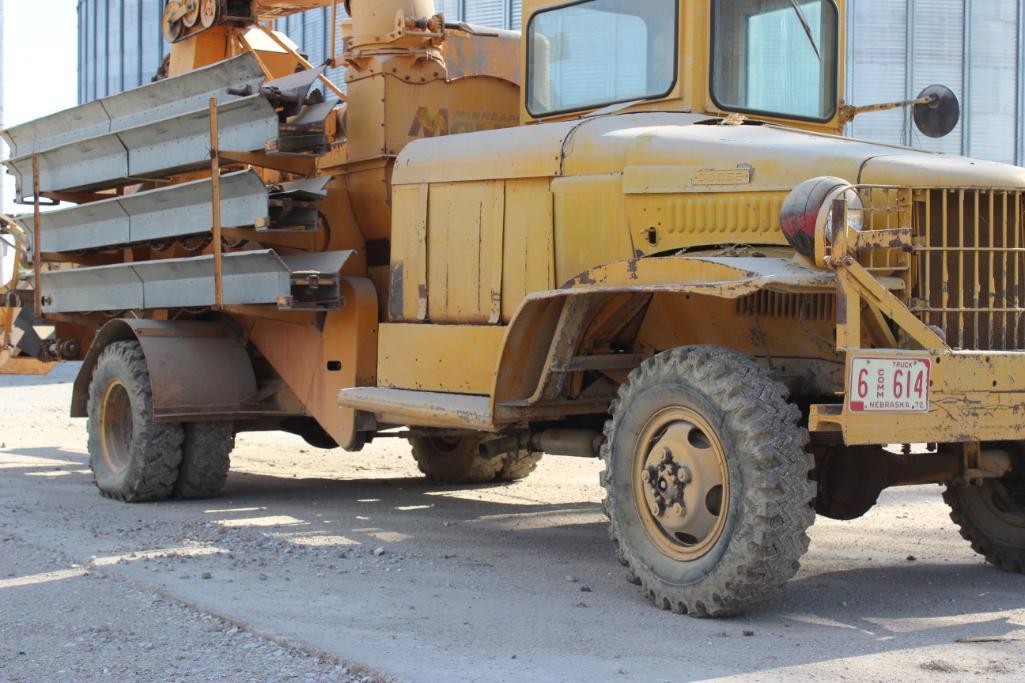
[394,111,1025,191]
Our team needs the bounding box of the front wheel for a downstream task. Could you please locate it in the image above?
[602,346,816,617]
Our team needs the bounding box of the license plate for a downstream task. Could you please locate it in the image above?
[849,356,931,413]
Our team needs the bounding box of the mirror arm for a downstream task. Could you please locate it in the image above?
[839,95,937,125]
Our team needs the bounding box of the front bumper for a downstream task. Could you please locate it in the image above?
[811,349,1025,445]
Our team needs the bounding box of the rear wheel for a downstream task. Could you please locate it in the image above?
[87,342,183,502]
[410,433,541,484]
[602,346,816,617]
[174,422,234,499]
[945,461,1025,572]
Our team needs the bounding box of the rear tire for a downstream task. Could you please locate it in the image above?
[410,434,541,484]
[87,341,184,502]
[945,463,1025,573]
[602,346,816,617]
[174,422,234,499]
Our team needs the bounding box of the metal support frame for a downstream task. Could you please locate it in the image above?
[254,23,347,102]
[330,0,340,68]
[31,154,42,317]
[209,98,224,310]
[828,196,948,352]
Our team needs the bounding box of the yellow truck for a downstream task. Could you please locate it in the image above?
[3,0,1025,616]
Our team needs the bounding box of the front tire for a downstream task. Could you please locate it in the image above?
[87,342,184,502]
[602,346,816,617]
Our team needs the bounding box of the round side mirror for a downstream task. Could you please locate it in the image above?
[914,85,961,139]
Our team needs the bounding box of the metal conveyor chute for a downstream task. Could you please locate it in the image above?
[40,249,354,314]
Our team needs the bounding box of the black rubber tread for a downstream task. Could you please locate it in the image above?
[86,341,184,503]
[497,450,543,481]
[944,480,1025,574]
[410,434,505,484]
[601,345,816,618]
[174,422,234,500]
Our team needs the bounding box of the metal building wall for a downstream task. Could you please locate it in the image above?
[846,0,1024,164]
[75,2,1025,165]
[76,0,348,103]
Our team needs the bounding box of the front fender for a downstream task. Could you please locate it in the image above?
[490,255,835,419]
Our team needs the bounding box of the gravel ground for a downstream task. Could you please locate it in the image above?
[0,536,376,682]
[2,363,1025,682]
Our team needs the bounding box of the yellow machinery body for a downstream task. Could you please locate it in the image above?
[5,0,1025,457]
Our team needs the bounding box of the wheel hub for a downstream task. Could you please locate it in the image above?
[99,379,134,476]
[634,410,729,560]
[642,448,692,520]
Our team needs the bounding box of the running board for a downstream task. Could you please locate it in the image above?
[337,388,492,431]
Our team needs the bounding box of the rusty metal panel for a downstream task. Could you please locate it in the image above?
[377,323,505,394]
[427,180,505,323]
[502,178,555,322]
[812,349,1025,445]
[141,334,259,417]
[905,187,1025,351]
[389,183,429,321]
[68,319,259,419]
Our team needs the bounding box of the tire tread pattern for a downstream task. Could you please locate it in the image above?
[943,484,1025,574]
[601,346,816,617]
[410,435,542,484]
[174,422,234,500]
[86,341,184,503]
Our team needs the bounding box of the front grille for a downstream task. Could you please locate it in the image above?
[736,290,834,321]
[852,187,1025,351]
[911,189,1025,351]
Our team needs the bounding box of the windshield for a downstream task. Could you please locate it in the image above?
[527,0,678,117]
[711,0,839,122]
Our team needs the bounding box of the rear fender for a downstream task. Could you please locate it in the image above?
[70,319,258,420]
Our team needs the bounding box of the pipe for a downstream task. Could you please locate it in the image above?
[480,429,604,460]
[531,430,604,459]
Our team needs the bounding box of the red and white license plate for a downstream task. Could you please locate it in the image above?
[849,356,931,413]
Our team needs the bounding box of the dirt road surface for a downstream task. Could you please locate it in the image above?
[2,364,1025,682]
